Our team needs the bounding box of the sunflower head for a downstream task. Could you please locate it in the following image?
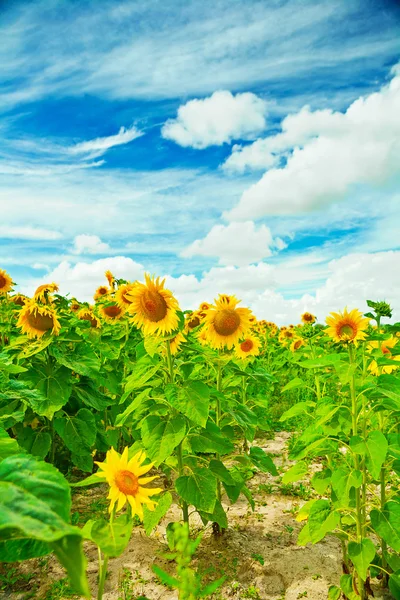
[94,447,163,518]
[10,293,28,307]
[0,269,13,295]
[17,301,61,339]
[100,303,125,323]
[301,312,316,324]
[326,308,370,345]
[105,270,115,288]
[367,336,400,375]
[235,335,261,360]
[34,282,59,304]
[127,274,180,337]
[203,294,253,350]
[70,299,80,313]
[290,337,305,352]
[199,302,211,311]
[186,311,201,330]
[169,332,186,355]
[94,286,110,302]
[78,308,101,328]
[115,283,137,309]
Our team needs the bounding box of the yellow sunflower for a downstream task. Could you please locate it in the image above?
[185,311,202,331]
[279,329,295,346]
[70,299,80,313]
[94,447,162,518]
[202,294,253,350]
[78,307,101,328]
[197,329,208,347]
[17,301,61,338]
[94,285,110,302]
[301,312,316,324]
[115,283,137,309]
[199,302,211,311]
[326,308,369,345]
[34,282,59,303]
[169,332,186,355]
[105,270,115,288]
[368,336,400,375]
[0,269,13,294]
[126,274,180,337]
[235,335,261,360]
[100,303,125,323]
[10,294,28,306]
[290,337,305,352]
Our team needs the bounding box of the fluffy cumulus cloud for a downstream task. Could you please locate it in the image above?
[226,66,400,220]
[72,234,110,255]
[181,221,286,266]
[161,91,268,149]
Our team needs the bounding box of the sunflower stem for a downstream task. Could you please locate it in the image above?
[241,375,249,453]
[213,360,223,534]
[165,340,189,524]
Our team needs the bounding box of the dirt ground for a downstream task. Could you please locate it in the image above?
[1,433,393,600]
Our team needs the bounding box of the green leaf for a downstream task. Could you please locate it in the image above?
[282,461,308,484]
[125,357,160,392]
[51,535,89,597]
[281,378,306,393]
[143,492,172,536]
[141,415,186,467]
[328,585,341,600]
[365,431,388,480]
[152,564,180,588]
[88,514,133,557]
[340,575,358,600]
[298,354,342,368]
[199,499,227,529]
[54,408,96,456]
[370,501,400,552]
[22,365,72,420]
[115,389,151,427]
[311,469,332,494]
[348,539,375,581]
[71,472,105,487]
[175,467,217,513]
[209,460,236,486]
[144,336,162,357]
[389,571,400,600]
[0,427,23,460]
[249,447,278,476]
[166,381,210,428]
[331,468,362,506]
[280,401,315,422]
[190,422,234,455]
[50,344,100,378]
[308,500,339,543]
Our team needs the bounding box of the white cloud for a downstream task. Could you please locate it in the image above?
[72,234,110,255]
[181,221,285,266]
[226,68,400,219]
[161,91,268,149]
[0,225,62,240]
[68,125,143,159]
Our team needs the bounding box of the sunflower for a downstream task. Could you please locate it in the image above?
[0,269,13,295]
[94,285,110,302]
[105,270,115,288]
[290,337,305,352]
[100,303,125,323]
[70,299,80,313]
[169,332,186,355]
[126,274,180,337]
[197,329,208,347]
[279,329,295,346]
[326,308,369,345]
[235,335,261,360]
[368,336,400,375]
[10,294,28,306]
[34,283,59,303]
[202,294,253,350]
[186,311,201,330]
[199,302,211,311]
[17,301,61,338]
[115,283,137,309]
[94,447,162,518]
[301,312,316,324]
[78,307,100,328]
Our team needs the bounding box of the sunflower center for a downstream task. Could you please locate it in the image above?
[338,323,355,339]
[188,316,200,329]
[240,339,253,352]
[141,290,168,322]
[27,311,54,332]
[99,287,108,295]
[104,305,122,318]
[214,309,241,336]
[0,275,6,288]
[294,340,302,350]
[115,470,139,496]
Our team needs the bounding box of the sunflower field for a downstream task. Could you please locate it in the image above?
[0,267,399,600]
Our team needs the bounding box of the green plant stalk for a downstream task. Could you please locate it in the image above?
[349,344,366,600]
[97,510,115,600]
[165,341,189,524]
[378,413,389,587]
[215,361,222,505]
[241,375,249,452]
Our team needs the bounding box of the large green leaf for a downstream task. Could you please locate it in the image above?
[348,539,375,581]
[298,354,343,368]
[124,356,160,393]
[331,468,362,506]
[340,575,358,600]
[350,431,388,480]
[141,415,186,467]
[166,381,210,427]
[143,492,173,536]
[209,460,236,486]
[189,422,234,455]
[280,402,315,422]
[199,499,228,529]
[308,499,339,543]
[115,388,151,427]
[50,344,100,378]
[175,467,217,513]
[389,571,400,600]
[370,501,400,552]
[249,447,278,476]
[282,461,308,484]
[22,365,72,419]
[54,409,96,458]
[83,514,133,557]
[281,378,306,393]
[0,427,23,460]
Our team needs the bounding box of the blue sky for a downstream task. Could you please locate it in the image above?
[1,0,400,322]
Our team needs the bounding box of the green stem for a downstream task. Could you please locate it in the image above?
[165,341,189,524]
[241,376,249,452]
[379,413,389,586]
[97,511,114,600]
[50,418,56,465]
[215,362,222,505]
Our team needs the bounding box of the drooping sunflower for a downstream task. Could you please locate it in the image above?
[185,311,201,331]
[197,329,208,347]
[34,282,59,303]
[126,274,180,337]
[100,303,125,323]
[202,294,253,350]
[290,337,305,352]
[10,293,28,306]
[94,285,110,302]
[0,269,13,295]
[169,332,186,355]
[301,312,316,324]
[94,447,162,518]
[17,301,61,338]
[105,270,115,288]
[235,335,261,360]
[368,336,400,375]
[326,308,369,345]
[115,283,137,309]
[78,307,101,328]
